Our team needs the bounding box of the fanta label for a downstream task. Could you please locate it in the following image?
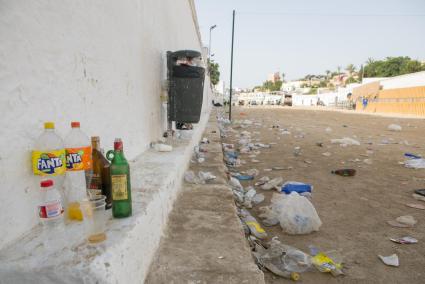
[32,150,66,176]
[66,146,92,171]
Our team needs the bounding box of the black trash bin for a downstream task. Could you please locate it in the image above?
[167,50,205,124]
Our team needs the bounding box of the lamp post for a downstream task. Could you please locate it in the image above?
[229,10,235,120]
[208,24,217,62]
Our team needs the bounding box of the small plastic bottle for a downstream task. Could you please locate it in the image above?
[38,180,64,248]
[64,121,92,221]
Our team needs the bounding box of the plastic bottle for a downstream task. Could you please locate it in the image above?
[32,122,66,194]
[38,180,64,248]
[281,181,312,195]
[64,121,92,221]
[39,180,64,225]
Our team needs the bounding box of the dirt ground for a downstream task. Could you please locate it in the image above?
[223,106,425,283]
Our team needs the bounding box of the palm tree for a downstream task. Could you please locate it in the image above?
[345,64,356,75]
[366,57,375,65]
[325,70,331,79]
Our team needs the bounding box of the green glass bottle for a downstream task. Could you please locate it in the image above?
[106,138,132,218]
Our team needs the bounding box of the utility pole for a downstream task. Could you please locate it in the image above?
[229,10,235,121]
[208,25,217,62]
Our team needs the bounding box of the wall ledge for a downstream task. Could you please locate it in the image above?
[0,106,211,284]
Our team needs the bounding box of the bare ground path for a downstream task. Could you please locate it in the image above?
[224,107,425,283]
[145,110,264,284]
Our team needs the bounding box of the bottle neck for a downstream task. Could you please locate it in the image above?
[113,149,126,160]
[92,141,100,151]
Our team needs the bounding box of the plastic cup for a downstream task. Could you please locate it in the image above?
[82,195,107,243]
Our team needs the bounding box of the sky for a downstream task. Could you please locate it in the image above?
[194,0,425,88]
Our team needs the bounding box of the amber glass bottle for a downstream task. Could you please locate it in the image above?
[86,136,112,209]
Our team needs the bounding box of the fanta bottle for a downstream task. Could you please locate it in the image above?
[32,122,66,196]
[64,122,92,221]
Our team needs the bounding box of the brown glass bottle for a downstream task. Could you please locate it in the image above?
[86,136,112,209]
[331,169,356,177]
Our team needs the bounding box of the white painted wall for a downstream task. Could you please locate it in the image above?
[0,0,209,249]
[292,94,318,106]
[380,71,425,89]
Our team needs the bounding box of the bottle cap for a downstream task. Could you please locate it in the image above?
[114,138,123,150]
[71,121,80,128]
[44,122,55,129]
[40,180,54,187]
[91,136,100,142]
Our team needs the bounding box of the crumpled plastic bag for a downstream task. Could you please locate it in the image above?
[184,171,216,184]
[405,158,425,169]
[261,177,283,190]
[252,237,311,280]
[229,177,243,191]
[331,137,360,146]
[275,192,322,234]
[388,124,402,131]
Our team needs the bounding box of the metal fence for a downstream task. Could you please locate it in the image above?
[327,100,355,110]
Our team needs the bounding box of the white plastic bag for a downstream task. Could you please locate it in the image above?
[405,158,425,169]
[277,192,322,234]
[388,124,402,131]
[331,137,360,146]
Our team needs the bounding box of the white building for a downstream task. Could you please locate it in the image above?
[281,80,304,92]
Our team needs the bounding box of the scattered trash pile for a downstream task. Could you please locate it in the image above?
[215,113,346,281]
[216,111,425,279]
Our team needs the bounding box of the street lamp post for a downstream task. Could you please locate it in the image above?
[208,24,217,62]
[229,10,235,121]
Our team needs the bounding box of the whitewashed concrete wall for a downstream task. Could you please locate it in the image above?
[380,71,425,90]
[292,94,318,106]
[0,0,210,249]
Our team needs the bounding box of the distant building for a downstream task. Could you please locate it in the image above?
[267,72,281,83]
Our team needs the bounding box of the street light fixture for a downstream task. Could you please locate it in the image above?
[208,24,217,62]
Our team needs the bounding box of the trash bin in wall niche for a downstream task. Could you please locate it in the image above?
[167,50,205,123]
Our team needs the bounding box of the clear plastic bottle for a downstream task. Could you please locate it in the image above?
[64,121,92,221]
[38,180,64,248]
[33,122,66,197]
[39,180,64,226]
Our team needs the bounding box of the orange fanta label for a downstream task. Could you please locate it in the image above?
[65,146,92,171]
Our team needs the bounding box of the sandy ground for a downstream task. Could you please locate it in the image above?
[223,106,425,283]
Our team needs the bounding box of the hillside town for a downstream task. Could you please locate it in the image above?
[215,58,425,117]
